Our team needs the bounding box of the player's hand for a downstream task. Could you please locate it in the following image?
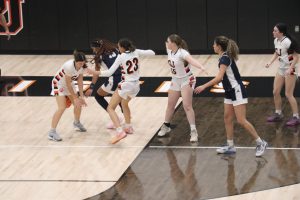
[85,88,93,97]
[74,98,82,107]
[85,68,100,76]
[79,98,87,107]
[285,68,295,76]
[194,85,205,94]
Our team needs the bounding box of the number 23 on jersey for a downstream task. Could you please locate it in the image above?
[126,57,139,74]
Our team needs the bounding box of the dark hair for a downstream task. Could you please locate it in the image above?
[118,38,136,52]
[214,36,239,61]
[168,34,189,51]
[90,38,118,65]
[90,38,117,55]
[73,50,86,62]
[275,23,299,53]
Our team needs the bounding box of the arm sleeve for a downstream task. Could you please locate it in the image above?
[136,49,155,56]
[219,56,231,67]
[283,38,292,49]
[180,49,190,60]
[101,55,122,77]
[63,63,73,77]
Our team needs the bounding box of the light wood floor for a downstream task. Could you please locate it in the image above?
[0,54,299,200]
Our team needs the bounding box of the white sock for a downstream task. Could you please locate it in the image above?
[227,140,234,147]
[256,137,263,144]
[293,113,299,118]
[116,127,123,133]
[190,124,196,131]
[50,128,56,132]
[275,110,282,115]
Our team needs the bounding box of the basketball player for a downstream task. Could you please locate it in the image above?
[85,39,123,129]
[157,34,206,142]
[87,38,155,144]
[48,51,88,141]
[266,23,299,126]
[194,36,267,157]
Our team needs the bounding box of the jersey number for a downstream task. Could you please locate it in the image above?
[168,60,176,74]
[126,58,139,74]
[275,48,282,56]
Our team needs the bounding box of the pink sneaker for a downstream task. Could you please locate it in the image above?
[286,117,300,126]
[111,131,127,144]
[267,113,283,122]
[124,126,134,134]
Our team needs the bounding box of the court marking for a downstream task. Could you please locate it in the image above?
[0,180,116,182]
[0,145,145,148]
[0,144,299,150]
[8,80,36,92]
[148,145,300,150]
[154,81,171,93]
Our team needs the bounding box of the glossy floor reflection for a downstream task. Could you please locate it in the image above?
[87,148,300,200]
[86,97,300,200]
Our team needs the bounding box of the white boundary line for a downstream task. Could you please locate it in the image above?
[0,145,144,149]
[0,145,299,150]
[149,145,300,150]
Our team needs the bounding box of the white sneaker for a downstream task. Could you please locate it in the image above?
[190,129,198,142]
[255,140,268,157]
[73,121,87,132]
[157,124,171,137]
[216,145,236,154]
[48,130,62,142]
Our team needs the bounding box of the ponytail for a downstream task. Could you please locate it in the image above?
[227,39,239,61]
[214,36,239,61]
[275,23,299,53]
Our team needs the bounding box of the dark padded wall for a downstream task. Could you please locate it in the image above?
[0,0,299,53]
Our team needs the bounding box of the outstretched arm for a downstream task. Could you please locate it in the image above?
[136,49,155,56]
[185,55,206,73]
[194,64,226,94]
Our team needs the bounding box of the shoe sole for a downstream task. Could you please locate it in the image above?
[74,126,87,132]
[190,138,198,142]
[157,130,171,137]
[48,135,62,142]
[286,122,300,126]
[111,134,127,144]
[256,143,268,157]
[217,150,236,154]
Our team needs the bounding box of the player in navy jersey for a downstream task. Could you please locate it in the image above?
[266,23,299,126]
[194,36,267,157]
[157,34,206,142]
[87,38,155,144]
[85,39,123,129]
[48,51,88,142]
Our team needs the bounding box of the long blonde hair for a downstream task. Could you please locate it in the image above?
[214,36,239,61]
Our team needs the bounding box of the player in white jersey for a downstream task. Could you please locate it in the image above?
[157,34,206,142]
[266,23,300,126]
[48,51,88,142]
[87,38,155,144]
[195,36,267,157]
